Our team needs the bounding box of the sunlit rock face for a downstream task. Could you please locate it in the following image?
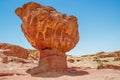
[15,2,79,73]
[0,43,28,59]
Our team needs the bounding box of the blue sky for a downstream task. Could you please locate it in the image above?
[0,0,120,55]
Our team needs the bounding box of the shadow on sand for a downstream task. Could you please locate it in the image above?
[26,67,89,78]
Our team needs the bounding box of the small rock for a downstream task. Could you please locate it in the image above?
[2,57,8,63]
[67,59,75,63]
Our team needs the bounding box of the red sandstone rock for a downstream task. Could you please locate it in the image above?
[67,59,75,63]
[15,2,79,52]
[15,2,79,73]
[0,43,29,59]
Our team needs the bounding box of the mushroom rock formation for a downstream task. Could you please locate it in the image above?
[15,2,79,73]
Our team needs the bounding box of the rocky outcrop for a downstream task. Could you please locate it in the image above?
[28,50,40,61]
[114,57,120,61]
[2,57,8,63]
[98,52,120,58]
[0,43,28,59]
[15,2,79,73]
[101,64,120,69]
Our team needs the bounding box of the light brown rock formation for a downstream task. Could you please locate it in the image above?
[15,2,79,73]
[101,64,120,69]
[28,50,40,61]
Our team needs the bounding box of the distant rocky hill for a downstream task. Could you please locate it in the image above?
[0,43,39,60]
[67,51,120,69]
[0,43,29,59]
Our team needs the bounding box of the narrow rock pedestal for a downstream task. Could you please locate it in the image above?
[27,49,67,74]
[39,49,67,72]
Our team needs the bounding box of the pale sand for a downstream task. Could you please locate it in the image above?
[0,65,120,80]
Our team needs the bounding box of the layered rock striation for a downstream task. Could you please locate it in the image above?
[15,2,79,73]
[0,43,28,59]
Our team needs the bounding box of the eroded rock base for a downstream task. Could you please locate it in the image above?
[27,49,67,74]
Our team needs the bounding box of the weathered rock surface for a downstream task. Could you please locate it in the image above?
[15,2,79,52]
[0,43,28,59]
[15,2,79,72]
[28,49,40,61]
[101,64,120,69]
